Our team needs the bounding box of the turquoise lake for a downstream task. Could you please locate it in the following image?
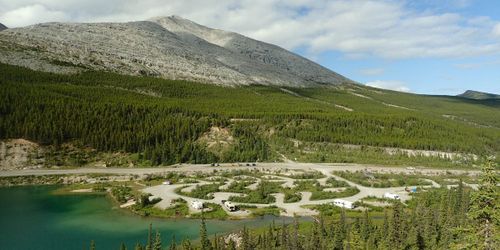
[0,186,292,250]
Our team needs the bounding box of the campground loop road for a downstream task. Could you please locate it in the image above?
[1,163,480,216]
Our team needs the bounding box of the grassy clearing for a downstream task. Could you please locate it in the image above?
[190,203,228,220]
[333,170,430,187]
[229,181,282,204]
[239,205,283,217]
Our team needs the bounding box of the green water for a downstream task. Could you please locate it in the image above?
[0,186,289,250]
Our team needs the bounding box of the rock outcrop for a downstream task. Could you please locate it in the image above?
[0,16,351,87]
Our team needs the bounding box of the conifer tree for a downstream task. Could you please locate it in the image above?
[309,218,322,250]
[134,243,144,250]
[227,239,236,250]
[181,239,192,250]
[241,226,252,250]
[153,231,162,250]
[169,235,176,250]
[280,222,288,250]
[120,242,127,250]
[345,226,363,250]
[467,160,499,250]
[146,223,153,250]
[291,215,301,250]
[200,217,211,250]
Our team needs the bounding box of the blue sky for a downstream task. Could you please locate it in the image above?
[0,0,499,95]
[308,1,500,95]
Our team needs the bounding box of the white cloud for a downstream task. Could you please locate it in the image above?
[365,80,411,92]
[0,0,499,59]
[0,4,68,27]
[493,23,500,37]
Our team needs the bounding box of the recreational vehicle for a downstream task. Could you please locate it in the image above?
[384,192,400,200]
[190,200,204,210]
[332,199,355,209]
[223,201,237,211]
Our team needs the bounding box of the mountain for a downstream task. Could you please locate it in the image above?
[458,90,500,100]
[0,16,350,87]
[0,23,7,31]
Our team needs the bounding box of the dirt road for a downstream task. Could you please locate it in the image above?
[0,162,480,177]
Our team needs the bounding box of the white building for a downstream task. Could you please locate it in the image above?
[190,200,204,210]
[384,192,400,200]
[332,199,355,209]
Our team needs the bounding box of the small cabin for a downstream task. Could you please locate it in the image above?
[190,200,204,210]
[332,199,355,209]
[383,192,400,200]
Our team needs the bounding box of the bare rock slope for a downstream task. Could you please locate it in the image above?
[0,16,351,87]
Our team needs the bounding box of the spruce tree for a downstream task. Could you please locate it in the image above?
[120,242,127,250]
[134,243,144,250]
[153,231,162,250]
[169,235,176,250]
[200,217,211,250]
[181,239,192,250]
[467,160,499,250]
[146,223,153,250]
[241,226,252,250]
[291,215,301,250]
[309,218,322,250]
[345,226,364,250]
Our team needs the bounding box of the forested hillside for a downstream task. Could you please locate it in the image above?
[0,63,499,166]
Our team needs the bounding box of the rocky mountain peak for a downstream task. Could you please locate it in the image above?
[0,23,7,31]
[0,16,351,87]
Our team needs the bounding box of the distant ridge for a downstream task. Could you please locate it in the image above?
[0,16,352,87]
[0,23,7,31]
[458,90,500,100]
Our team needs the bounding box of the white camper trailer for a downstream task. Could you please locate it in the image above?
[332,199,355,209]
[223,201,237,212]
[383,192,400,200]
[190,200,204,210]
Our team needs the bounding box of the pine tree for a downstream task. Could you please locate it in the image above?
[344,226,364,250]
[146,223,153,250]
[388,201,405,249]
[280,222,288,250]
[89,240,96,250]
[181,239,192,250]
[309,218,322,250]
[241,226,252,250]
[467,160,499,250]
[360,210,372,242]
[120,242,127,250]
[153,231,162,250]
[333,211,347,250]
[200,217,212,250]
[134,243,144,250]
[169,235,177,250]
[212,233,218,250]
[291,215,301,250]
[227,239,236,250]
